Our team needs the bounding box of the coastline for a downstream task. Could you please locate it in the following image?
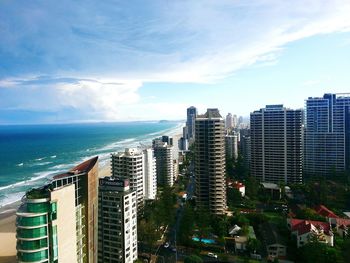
[0,125,183,261]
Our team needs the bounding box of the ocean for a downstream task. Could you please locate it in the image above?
[0,121,183,208]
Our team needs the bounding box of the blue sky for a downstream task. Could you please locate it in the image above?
[1,0,350,124]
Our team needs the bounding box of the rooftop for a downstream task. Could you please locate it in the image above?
[314,205,339,219]
[197,108,222,119]
[53,156,98,180]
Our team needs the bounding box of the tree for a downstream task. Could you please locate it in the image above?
[227,187,242,208]
[245,176,259,200]
[247,238,261,254]
[298,241,342,263]
[184,255,203,263]
[138,219,160,256]
[195,209,212,249]
[179,204,195,245]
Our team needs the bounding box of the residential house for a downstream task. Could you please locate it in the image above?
[287,218,334,247]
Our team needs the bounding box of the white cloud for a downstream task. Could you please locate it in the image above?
[1,1,350,121]
[56,79,142,119]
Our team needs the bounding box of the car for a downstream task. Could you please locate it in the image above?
[207,252,218,258]
[164,242,170,248]
[171,247,177,252]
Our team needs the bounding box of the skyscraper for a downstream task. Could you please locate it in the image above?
[225,134,238,160]
[250,105,303,184]
[16,184,77,263]
[304,93,350,176]
[240,130,251,170]
[16,157,99,263]
[98,177,138,263]
[153,141,174,186]
[195,108,227,215]
[111,149,145,209]
[225,113,234,130]
[143,148,157,200]
[186,106,197,140]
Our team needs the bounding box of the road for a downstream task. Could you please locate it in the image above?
[157,174,195,262]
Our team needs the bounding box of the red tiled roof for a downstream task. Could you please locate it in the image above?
[334,218,350,227]
[290,219,331,235]
[314,205,339,219]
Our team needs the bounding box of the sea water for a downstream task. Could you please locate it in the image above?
[0,121,182,207]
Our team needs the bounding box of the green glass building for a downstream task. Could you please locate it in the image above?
[16,187,59,263]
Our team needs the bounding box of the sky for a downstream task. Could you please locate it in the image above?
[1,0,350,124]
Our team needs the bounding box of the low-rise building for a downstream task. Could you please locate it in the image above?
[287,218,334,247]
[261,183,281,200]
[232,226,256,252]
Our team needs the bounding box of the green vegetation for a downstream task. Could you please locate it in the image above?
[184,254,203,263]
[138,186,177,255]
[297,241,343,263]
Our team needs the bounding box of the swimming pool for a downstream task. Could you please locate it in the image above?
[192,237,216,244]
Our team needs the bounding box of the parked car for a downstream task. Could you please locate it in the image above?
[207,252,218,258]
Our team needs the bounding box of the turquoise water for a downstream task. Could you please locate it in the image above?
[192,237,216,244]
[0,121,182,207]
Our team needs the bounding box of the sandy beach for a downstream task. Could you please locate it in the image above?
[0,131,182,262]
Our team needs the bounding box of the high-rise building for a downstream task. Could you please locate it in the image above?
[178,137,189,151]
[153,141,174,186]
[186,106,197,140]
[16,184,77,263]
[111,149,144,209]
[240,130,251,170]
[98,177,138,263]
[304,93,350,176]
[225,134,238,160]
[233,114,238,128]
[195,108,227,215]
[143,148,157,200]
[16,157,99,263]
[225,113,234,130]
[250,105,303,184]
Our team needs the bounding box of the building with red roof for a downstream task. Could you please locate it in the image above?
[287,218,334,248]
[314,205,339,219]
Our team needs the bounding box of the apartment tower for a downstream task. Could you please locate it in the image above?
[304,93,350,176]
[225,134,238,160]
[153,141,174,187]
[195,108,227,215]
[111,149,144,209]
[143,148,157,200]
[250,105,303,184]
[16,157,99,263]
[98,177,138,263]
[186,106,197,141]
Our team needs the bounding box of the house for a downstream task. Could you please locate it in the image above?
[331,218,350,237]
[260,222,287,260]
[233,226,256,252]
[287,218,334,247]
[229,224,241,236]
[233,181,245,197]
[227,180,246,197]
[261,182,281,200]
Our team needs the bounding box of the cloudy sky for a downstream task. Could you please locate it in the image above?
[1,0,350,124]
